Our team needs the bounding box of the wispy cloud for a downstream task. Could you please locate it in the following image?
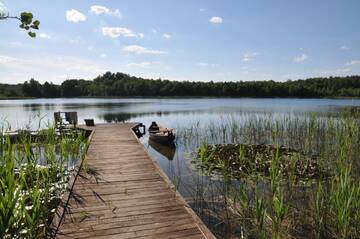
[242,52,259,62]
[151,29,157,34]
[66,9,86,23]
[102,27,144,38]
[90,5,121,17]
[0,54,105,75]
[346,60,360,65]
[293,53,308,62]
[163,33,172,39]
[123,45,168,55]
[210,16,223,24]
[197,62,220,67]
[127,61,160,68]
[340,45,351,50]
[0,55,17,64]
[320,68,351,75]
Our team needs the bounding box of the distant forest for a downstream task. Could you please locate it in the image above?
[1,72,360,98]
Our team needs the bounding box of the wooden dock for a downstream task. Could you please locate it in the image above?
[52,123,215,239]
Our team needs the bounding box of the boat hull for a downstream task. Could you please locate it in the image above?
[149,133,175,146]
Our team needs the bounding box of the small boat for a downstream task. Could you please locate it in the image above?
[148,122,175,146]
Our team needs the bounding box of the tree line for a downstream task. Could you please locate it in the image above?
[1,72,360,98]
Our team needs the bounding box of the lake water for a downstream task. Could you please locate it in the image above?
[1,98,360,237]
[1,98,359,129]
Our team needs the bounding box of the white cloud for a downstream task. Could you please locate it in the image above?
[0,55,107,84]
[198,62,209,67]
[0,55,104,75]
[293,53,308,62]
[127,62,159,68]
[66,9,86,23]
[210,16,223,24]
[197,62,219,67]
[102,27,144,38]
[123,45,168,55]
[337,68,351,73]
[320,68,351,76]
[242,52,259,62]
[0,55,17,64]
[90,5,121,17]
[100,53,107,58]
[199,8,206,12]
[163,33,172,39]
[38,33,50,39]
[340,45,351,50]
[346,60,360,65]
[151,29,157,34]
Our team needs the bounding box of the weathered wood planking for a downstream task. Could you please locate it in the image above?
[53,124,216,239]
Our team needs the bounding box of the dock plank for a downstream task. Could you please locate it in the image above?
[53,124,215,239]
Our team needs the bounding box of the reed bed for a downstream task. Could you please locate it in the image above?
[175,111,360,238]
[0,125,87,238]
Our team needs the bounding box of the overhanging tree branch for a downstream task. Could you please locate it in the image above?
[0,12,40,37]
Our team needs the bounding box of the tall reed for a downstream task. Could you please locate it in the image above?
[0,125,86,238]
[178,111,360,238]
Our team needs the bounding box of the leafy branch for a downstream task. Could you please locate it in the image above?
[0,12,40,38]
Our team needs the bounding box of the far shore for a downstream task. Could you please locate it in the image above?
[1,96,360,100]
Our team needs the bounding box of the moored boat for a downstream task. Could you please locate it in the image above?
[148,122,175,146]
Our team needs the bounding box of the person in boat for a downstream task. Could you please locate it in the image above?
[149,121,160,132]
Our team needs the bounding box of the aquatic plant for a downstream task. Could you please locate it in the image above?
[194,144,327,181]
[0,126,86,238]
[176,112,360,238]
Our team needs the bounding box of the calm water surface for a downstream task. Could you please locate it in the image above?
[1,98,360,237]
[1,98,359,128]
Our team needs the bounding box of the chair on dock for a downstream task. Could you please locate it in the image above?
[54,111,78,134]
[65,112,78,126]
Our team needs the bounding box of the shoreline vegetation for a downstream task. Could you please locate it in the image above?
[175,112,360,238]
[0,126,87,238]
[2,95,360,100]
[1,72,360,99]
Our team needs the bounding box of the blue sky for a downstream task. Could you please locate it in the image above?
[1,0,360,84]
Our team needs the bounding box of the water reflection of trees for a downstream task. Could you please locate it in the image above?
[102,112,150,122]
[22,103,57,112]
[100,110,209,123]
[22,102,152,111]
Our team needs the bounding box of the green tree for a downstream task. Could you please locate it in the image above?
[0,11,40,37]
[42,82,60,98]
[22,78,42,97]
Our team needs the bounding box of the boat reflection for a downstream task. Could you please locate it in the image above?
[148,139,176,160]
